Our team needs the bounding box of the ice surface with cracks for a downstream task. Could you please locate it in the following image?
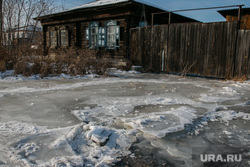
[0,71,250,166]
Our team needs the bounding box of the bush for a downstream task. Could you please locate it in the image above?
[9,47,129,77]
[0,60,6,72]
[0,47,8,72]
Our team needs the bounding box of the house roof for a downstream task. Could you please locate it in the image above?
[37,0,169,18]
[35,0,130,19]
[218,7,250,18]
[35,0,197,21]
[71,0,129,10]
[70,0,168,11]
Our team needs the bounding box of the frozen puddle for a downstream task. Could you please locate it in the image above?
[122,106,198,138]
[0,74,250,166]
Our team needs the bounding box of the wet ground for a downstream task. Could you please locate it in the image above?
[0,73,249,166]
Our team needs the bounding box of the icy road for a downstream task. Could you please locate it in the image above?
[0,72,250,166]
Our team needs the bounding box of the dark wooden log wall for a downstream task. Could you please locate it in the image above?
[130,21,250,79]
[44,18,129,66]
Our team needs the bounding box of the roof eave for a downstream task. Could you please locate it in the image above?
[34,0,132,20]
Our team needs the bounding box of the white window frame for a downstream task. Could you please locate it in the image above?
[106,20,120,50]
[88,22,99,49]
[85,21,120,50]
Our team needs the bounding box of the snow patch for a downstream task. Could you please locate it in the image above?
[0,121,47,134]
[49,124,136,166]
[41,156,84,167]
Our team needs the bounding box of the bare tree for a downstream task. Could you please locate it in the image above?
[2,0,64,64]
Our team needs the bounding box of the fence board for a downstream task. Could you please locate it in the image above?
[235,30,250,79]
[130,21,249,79]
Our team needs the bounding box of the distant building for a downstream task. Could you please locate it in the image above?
[2,25,42,47]
[218,8,250,30]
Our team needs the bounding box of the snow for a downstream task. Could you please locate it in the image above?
[0,121,47,134]
[0,71,250,166]
[71,0,129,10]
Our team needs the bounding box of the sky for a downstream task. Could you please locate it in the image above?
[58,0,250,22]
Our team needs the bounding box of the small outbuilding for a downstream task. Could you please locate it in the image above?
[35,0,197,67]
[218,7,250,30]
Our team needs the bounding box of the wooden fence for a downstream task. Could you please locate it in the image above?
[130,21,250,79]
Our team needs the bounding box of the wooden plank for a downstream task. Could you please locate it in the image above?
[130,21,248,79]
[235,30,250,79]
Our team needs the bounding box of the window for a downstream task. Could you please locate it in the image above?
[85,20,120,50]
[98,27,106,47]
[48,27,69,48]
[106,20,120,49]
[60,29,69,47]
[89,22,99,49]
[50,31,57,47]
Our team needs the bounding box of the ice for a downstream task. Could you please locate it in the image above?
[0,72,250,166]
[202,110,250,122]
[0,121,47,134]
[122,106,197,138]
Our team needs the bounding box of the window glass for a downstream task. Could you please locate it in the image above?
[106,20,120,49]
[60,29,68,47]
[50,31,57,47]
[85,21,120,49]
[107,26,116,49]
[89,22,99,49]
[98,27,105,47]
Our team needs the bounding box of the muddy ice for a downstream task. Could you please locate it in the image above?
[0,73,250,166]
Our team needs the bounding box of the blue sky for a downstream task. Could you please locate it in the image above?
[58,0,250,22]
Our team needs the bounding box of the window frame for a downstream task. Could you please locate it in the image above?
[105,20,120,50]
[85,20,120,50]
[88,21,99,49]
[50,30,57,48]
[59,28,69,47]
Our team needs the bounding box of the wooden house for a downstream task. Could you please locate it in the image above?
[218,8,250,30]
[35,0,197,67]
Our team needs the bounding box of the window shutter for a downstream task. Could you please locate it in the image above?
[115,26,120,48]
[65,30,69,47]
[58,30,61,47]
[46,31,50,47]
[55,31,58,47]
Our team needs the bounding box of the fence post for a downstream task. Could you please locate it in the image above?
[167,12,171,73]
[232,5,243,79]
[151,14,154,71]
